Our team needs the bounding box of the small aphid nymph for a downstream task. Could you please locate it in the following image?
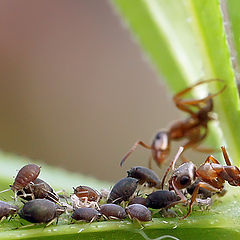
[72,208,101,222]
[126,204,152,222]
[100,204,126,220]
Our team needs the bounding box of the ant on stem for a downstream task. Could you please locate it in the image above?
[161,146,240,218]
[120,79,226,168]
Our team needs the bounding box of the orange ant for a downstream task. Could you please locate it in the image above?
[162,146,239,218]
[120,79,226,168]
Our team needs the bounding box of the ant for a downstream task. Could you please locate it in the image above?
[120,79,226,168]
[161,146,240,218]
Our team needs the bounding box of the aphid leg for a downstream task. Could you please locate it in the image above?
[102,214,108,220]
[120,141,152,166]
[161,146,184,189]
[45,218,57,227]
[89,215,98,224]
[17,223,36,229]
[0,216,6,223]
[221,146,232,166]
[136,219,145,230]
[112,197,123,204]
[109,216,120,220]
[182,182,219,219]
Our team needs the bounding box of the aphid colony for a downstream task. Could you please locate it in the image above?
[0,80,235,227]
[1,143,238,227]
[0,163,158,225]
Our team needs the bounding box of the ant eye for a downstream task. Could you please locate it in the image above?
[155,132,161,139]
[179,176,191,186]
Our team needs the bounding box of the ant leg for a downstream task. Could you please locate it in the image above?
[204,155,220,164]
[221,146,232,166]
[193,146,219,154]
[176,85,226,108]
[174,80,226,115]
[183,126,208,153]
[160,146,184,189]
[120,141,152,166]
[182,181,219,219]
[172,180,187,202]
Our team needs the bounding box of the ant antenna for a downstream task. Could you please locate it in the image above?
[160,146,184,190]
[120,141,152,166]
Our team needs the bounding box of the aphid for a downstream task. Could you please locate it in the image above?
[186,179,213,199]
[18,199,65,224]
[11,164,41,199]
[17,178,59,202]
[72,208,101,222]
[128,197,147,206]
[162,146,240,218]
[127,166,161,188]
[71,186,101,209]
[0,201,18,220]
[99,204,126,220]
[107,177,138,204]
[126,204,152,222]
[145,190,181,209]
[120,79,226,168]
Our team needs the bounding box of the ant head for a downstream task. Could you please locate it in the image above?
[171,162,196,189]
[153,131,170,151]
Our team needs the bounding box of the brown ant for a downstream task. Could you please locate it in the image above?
[120,79,226,168]
[162,146,240,218]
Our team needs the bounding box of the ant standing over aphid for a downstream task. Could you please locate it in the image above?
[120,79,226,169]
[161,146,240,218]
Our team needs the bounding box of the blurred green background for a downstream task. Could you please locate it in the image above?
[0,0,208,182]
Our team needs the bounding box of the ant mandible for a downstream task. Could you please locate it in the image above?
[161,146,240,218]
[120,79,226,168]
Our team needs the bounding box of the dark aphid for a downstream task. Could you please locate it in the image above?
[72,208,101,222]
[127,166,161,188]
[99,204,126,220]
[187,179,213,199]
[11,164,41,197]
[107,177,138,204]
[18,199,65,224]
[0,201,18,220]
[17,178,59,202]
[126,204,152,222]
[146,190,181,209]
[73,186,101,202]
[128,197,147,206]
